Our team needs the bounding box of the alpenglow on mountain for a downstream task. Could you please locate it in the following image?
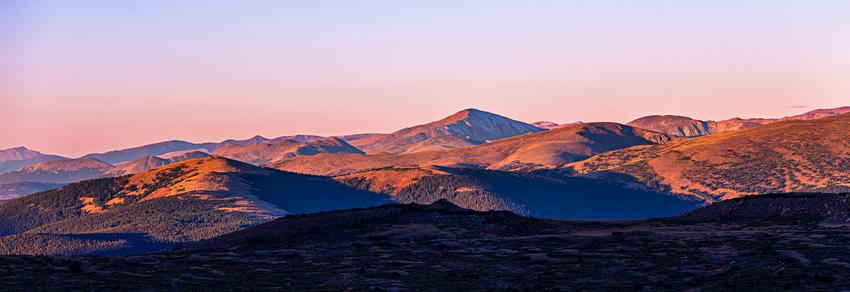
[348,108,545,154]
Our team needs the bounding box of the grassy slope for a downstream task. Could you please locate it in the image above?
[567,114,850,200]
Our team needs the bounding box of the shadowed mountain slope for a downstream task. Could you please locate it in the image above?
[0,182,64,201]
[338,166,700,219]
[680,192,850,223]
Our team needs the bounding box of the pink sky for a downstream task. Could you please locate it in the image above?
[2,1,849,157]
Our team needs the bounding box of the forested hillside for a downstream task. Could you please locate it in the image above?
[340,167,700,219]
[0,157,387,255]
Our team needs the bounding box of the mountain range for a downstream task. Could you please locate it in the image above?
[2,106,847,200]
[0,155,696,255]
[7,105,843,167]
[626,106,850,137]
[269,121,672,176]
[0,139,362,199]
[0,158,114,185]
[0,147,66,174]
[2,105,850,257]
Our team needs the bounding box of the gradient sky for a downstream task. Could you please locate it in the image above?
[2,0,849,157]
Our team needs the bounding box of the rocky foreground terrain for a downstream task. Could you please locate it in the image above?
[3,194,850,290]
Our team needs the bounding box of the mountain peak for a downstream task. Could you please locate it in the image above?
[457,107,483,113]
[441,108,492,123]
[459,107,485,115]
[0,147,43,163]
[627,115,714,137]
[354,109,544,154]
